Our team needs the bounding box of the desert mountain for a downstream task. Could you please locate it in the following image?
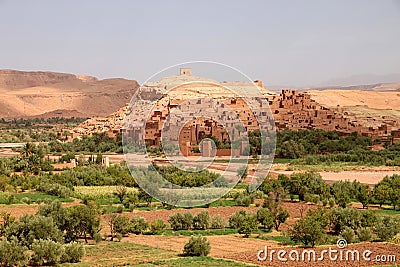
[0,70,139,118]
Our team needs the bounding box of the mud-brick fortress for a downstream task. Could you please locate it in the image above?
[72,69,400,145]
[268,90,395,139]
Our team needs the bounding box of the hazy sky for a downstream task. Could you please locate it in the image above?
[1,0,399,86]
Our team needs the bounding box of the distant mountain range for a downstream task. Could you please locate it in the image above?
[0,70,139,118]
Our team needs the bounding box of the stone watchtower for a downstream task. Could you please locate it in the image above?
[180,68,192,76]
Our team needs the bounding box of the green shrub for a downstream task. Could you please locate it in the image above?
[256,208,274,230]
[0,237,30,267]
[360,210,377,228]
[328,197,336,208]
[168,212,193,231]
[93,232,102,243]
[273,208,290,231]
[211,215,226,229]
[116,205,124,213]
[114,215,130,235]
[130,216,148,234]
[228,210,246,229]
[37,182,72,198]
[116,233,123,241]
[391,233,400,245]
[65,203,101,243]
[37,199,68,231]
[128,203,135,212]
[375,216,400,241]
[5,214,63,247]
[149,219,166,234]
[290,210,328,247]
[330,207,361,234]
[123,193,139,209]
[340,226,355,244]
[0,211,15,236]
[0,193,16,205]
[193,211,210,230]
[229,211,258,237]
[31,239,64,265]
[20,197,32,205]
[357,227,372,242]
[61,242,85,263]
[183,235,211,256]
[234,193,254,207]
[238,214,258,237]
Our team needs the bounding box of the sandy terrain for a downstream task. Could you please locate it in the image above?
[0,70,139,118]
[307,90,400,111]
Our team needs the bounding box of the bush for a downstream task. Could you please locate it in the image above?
[130,216,148,234]
[37,181,72,198]
[149,219,166,234]
[256,208,274,231]
[357,227,372,242]
[37,199,68,231]
[116,233,123,241]
[183,235,211,256]
[391,233,400,245]
[273,208,290,231]
[0,237,30,267]
[235,193,254,207]
[211,215,226,229]
[238,214,258,237]
[193,211,211,230]
[31,239,65,265]
[20,197,32,205]
[93,232,102,243]
[229,211,258,237]
[328,197,336,208]
[340,226,355,244]
[66,203,101,243]
[168,212,193,231]
[229,210,246,229]
[114,215,130,235]
[375,216,400,241]
[61,242,85,263]
[330,208,361,234]
[290,210,328,247]
[116,205,124,213]
[5,214,63,247]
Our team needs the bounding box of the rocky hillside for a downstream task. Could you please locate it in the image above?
[0,70,139,118]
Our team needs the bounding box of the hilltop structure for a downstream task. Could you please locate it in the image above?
[71,69,400,147]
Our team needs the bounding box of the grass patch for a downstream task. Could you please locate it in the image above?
[273,158,293,164]
[208,199,237,207]
[373,208,400,216]
[15,192,73,202]
[255,234,296,245]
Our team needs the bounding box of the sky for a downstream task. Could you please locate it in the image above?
[0,0,399,87]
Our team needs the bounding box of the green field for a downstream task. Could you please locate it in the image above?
[0,191,73,204]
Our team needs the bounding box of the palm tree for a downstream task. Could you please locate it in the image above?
[21,142,35,158]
